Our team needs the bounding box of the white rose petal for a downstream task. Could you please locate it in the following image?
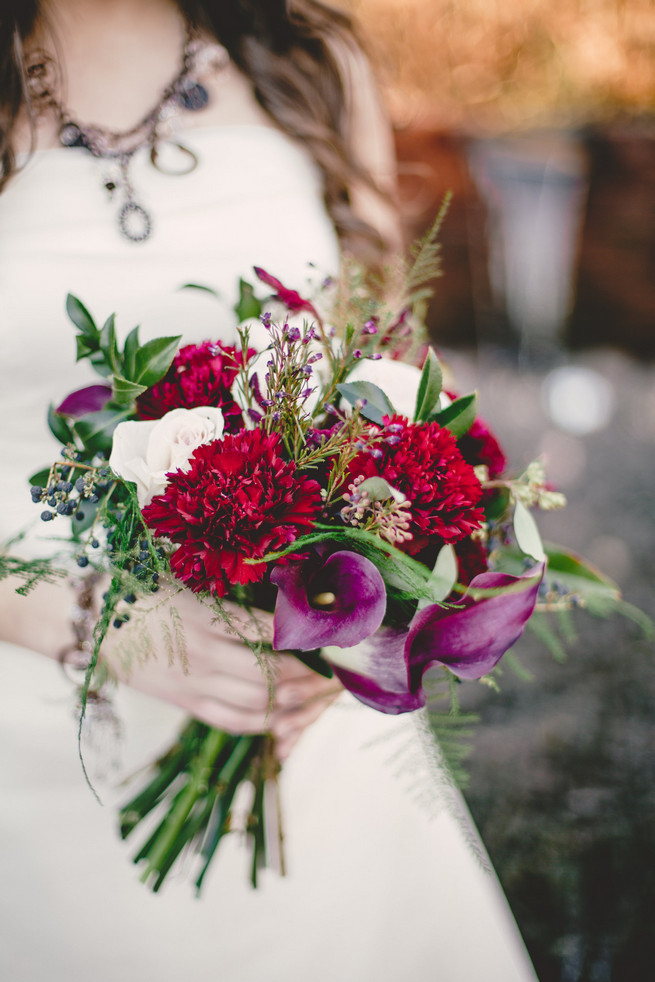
[109,406,225,507]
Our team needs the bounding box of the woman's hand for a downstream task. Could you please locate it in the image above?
[103,584,342,759]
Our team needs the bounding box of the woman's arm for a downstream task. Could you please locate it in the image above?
[0,575,339,759]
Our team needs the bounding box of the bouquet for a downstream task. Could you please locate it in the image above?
[5,221,639,893]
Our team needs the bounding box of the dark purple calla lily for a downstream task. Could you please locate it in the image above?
[57,383,112,418]
[323,564,545,714]
[271,550,387,651]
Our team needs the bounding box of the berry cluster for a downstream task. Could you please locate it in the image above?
[31,450,110,525]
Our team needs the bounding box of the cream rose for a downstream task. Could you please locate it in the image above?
[109,407,225,507]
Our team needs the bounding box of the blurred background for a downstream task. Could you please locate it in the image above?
[341,1,655,979]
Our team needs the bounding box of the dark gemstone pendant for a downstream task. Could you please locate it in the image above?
[118,201,152,243]
[177,81,209,112]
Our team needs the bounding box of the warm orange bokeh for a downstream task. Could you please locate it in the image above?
[339,0,655,129]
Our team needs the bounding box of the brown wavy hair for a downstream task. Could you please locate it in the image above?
[0,0,385,257]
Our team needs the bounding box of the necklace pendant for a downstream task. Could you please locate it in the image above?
[177,80,209,112]
[118,200,153,243]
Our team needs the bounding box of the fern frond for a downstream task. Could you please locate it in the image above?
[401,192,453,311]
[0,553,67,596]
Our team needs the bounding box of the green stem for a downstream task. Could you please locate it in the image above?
[138,728,229,885]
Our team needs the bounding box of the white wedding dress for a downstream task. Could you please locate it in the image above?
[0,125,537,981]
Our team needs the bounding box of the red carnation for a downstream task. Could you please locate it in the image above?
[137,340,252,432]
[457,419,507,479]
[454,537,489,585]
[347,415,484,555]
[142,428,322,597]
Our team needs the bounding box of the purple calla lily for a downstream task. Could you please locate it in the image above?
[57,383,112,418]
[271,550,387,651]
[323,564,545,714]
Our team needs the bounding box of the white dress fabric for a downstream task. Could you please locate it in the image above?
[0,125,537,981]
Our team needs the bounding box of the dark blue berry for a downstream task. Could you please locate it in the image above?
[124,593,137,604]
[40,511,54,522]
[56,502,68,515]
[90,539,100,549]
[75,510,85,520]
[75,477,85,493]
[151,572,159,583]
[76,556,89,568]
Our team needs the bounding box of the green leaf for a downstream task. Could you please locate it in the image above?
[234,278,262,323]
[66,294,98,339]
[29,467,52,487]
[430,393,478,437]
[513,500,546,562]
[99,314,121,375]
[414,347,443,422]
[260,524,436,602]
[75,335,96,362]
[419,543,458,606]
[180,283,220,297]
[134,336,182,387]
[123,326,141,380]
[543,545,619,599]
[112,374,148,405]
[89,351,113,378]
[71,498,101,538]
[74,408,131,454]
[47,403,74,444]
[337,381,396,426]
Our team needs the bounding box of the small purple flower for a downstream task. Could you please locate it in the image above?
[367,353,383,361]
[353,349,363,359]
[362,320,378,335]
[56,383,112,418]
[271,551,387,651]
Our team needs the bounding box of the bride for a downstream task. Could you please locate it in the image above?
[0,1,537,979]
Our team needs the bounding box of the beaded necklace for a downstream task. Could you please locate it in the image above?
[25,25,228,242]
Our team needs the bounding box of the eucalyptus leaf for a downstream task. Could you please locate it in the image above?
[358,477,395,502]
[336,381,396,426]
[418,543,458,608]
[414,347,443,422]
[234,278,262,323]
[513,499,546,562]
[66,294,98,340]
[134,336,182,387]
[112,374,148,405]
[430,393,478,437]
[47,403,74,445]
